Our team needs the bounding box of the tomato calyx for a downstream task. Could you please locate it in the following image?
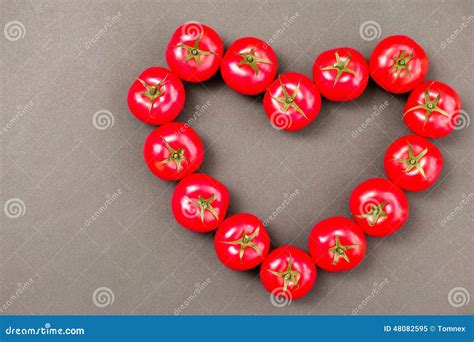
[390,50,414,78]
[403,88,450,128]
[177,34,215,65]
[268,255,300,293]
[397,143,428,179]
[138,75,168,112]
[356,201,388,226]
[329,236,358,265]
[238,48,272,75]
[191,194,219,224]
[158,137,188,172]
[320,52,356,86]
[223,226,262,261]
[271,78,308,120]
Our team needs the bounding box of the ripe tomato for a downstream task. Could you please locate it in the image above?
[214,213,270,271]
[263,72,321,131]
[403,81,462,139]
[172,173,229,233]
[312,47,369,102]
[143,122,204,181]
[308,217,366,272]
[220,37,278,95]
[369,35,429,94]
[260,246,316,300]
[128,67,185,125]
[349,178,409,237]
[166,22,224,82]
[384,134,443,192]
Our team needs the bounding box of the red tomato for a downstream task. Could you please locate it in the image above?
[403,81,462,138]
[349,178,409,237]
[214,213,270,271]
[172,173,229,233]
[220,37,278,95]
[369,35,429,94]
[143,122,204,181]
[263,72,321,131]
[260,246,316,300]
[166,22,224,82]
[128,67,185,125]
[308,217,366,272]
[384,134,443,192]
[313,47,369,102]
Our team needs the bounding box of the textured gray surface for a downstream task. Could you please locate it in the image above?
[1,0,473,315]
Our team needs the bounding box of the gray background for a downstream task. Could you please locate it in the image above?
[1,0,473,315]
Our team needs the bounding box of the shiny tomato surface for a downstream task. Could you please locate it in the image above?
[214,213,270,271]
[166,22,224,82]
[263,72,321,131]
[309,217,366,272]
[403,80,462,138]
[221,37,278,95]
[128,67,185,125]
[172,173,229,232]
[369,35,429,94]
[260,246,317,300]
[143,122,204,181]
[350,178,409,237]
[384,134,443,192]
[313,47,369,102]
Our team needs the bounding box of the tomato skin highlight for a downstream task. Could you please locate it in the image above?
[263,72,321,131]
[403,81,462,139]
[143,122,204,181]
[384,134,443,192]
[313,47,369,102]
[166,23,224,82]
[221,37,278,95]
[260,246,317,300]
[214,213,270,271]
[172,173,229,233]
[369,35,429,94]
[128,67,185,125]
[308,217,366,272]
[349,178,409,237]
